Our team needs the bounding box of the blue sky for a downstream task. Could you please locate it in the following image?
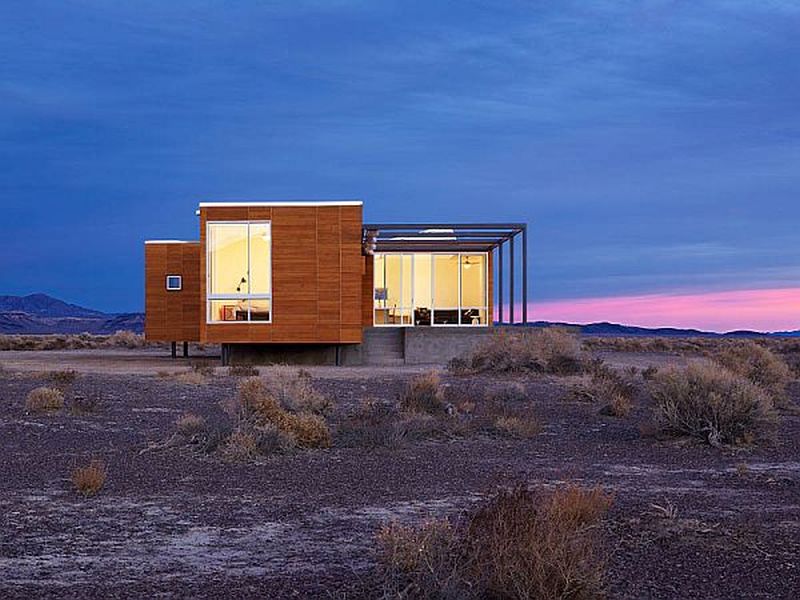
[1,1,799,320]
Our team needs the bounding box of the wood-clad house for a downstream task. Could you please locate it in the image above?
[145,201,527,364]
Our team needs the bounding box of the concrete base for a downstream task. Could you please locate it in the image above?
[222,343,362,366]
[221,327,493,366]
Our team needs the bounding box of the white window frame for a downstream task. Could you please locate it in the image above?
[373,252,488,328]
[165,275,182,291]
[206,220,272,324]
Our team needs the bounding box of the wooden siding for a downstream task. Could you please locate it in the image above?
[144,242,201,342]
[199,205,363,344]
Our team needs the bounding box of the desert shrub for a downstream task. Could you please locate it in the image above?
[176,412,207,437]
[175,371,208,386]
[48,369,78,387]
[221,430,258,462]
[222,377,332,452]
[190,362,216,377]
[449,328,584,376]
[25,387,64,413]
[71,460,107,496]
[649,363,778,446]
[67,393,102,415]
[264,366,332,415]
[486,381,528,403]
[715,340,791,404]
[228,364,260,377]
[598,394,632,418]
[642,365,659,380]
[400,371,447,415]
[282,412,332,448]
[493,415,541,439]
[378,484,612,600]
[338,399,405,448]
[252,423,296,455]
[106,330,145,348]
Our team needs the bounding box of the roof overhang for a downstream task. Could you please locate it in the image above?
[198,200,362,207]
[362,223,525,254]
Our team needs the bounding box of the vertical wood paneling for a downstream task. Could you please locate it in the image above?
[145,242,200,341]
[199,204,362,344]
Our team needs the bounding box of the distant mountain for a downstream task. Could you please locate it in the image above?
[0,294,143,335]
[523,320,800,338]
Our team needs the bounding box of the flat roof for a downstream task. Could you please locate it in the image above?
[144,240,198,244]
[363,223,526,253]
[198,200,362,207]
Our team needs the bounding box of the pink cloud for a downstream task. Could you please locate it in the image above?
[511,287,800,333]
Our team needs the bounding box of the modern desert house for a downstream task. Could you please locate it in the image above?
[145,201,528,365]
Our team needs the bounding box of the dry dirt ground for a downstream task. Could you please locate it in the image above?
[0,349,798,599]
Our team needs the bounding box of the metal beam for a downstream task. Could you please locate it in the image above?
[522,225,528,325]
[510,235,515,324]
[498,243,504,324]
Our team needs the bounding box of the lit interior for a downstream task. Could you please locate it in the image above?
[374,252,488,326]
[207,222,271,322]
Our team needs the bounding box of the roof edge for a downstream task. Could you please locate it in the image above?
[144,240,198,244]
[198,200,363,207]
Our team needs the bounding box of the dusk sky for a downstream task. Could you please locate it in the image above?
[1,1,799,331]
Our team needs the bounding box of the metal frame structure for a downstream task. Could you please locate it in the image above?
[363,223,528,325]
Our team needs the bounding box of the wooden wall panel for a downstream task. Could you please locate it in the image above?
[145,242,200,342]
[199,204,363,344]
[362,254,374,327]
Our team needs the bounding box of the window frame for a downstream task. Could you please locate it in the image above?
[373,251,488,328]
[165,275,182,291]
[206,220,272,324]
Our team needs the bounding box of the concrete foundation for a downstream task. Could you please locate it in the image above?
[221,327,494,366]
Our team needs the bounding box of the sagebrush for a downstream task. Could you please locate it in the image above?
[378,484,612,600]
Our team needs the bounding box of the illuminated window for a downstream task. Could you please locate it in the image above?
[374,252,487,327]
[207,222,271,323]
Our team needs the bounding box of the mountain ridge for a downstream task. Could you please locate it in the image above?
[0,294,797,337]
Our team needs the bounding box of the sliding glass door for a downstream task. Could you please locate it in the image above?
[373,252,487,327]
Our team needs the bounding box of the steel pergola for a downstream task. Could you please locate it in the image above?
[362,223,529,324]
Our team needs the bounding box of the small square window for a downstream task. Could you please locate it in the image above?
[166,275,182,291]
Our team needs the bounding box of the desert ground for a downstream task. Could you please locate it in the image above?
[1,338,799,599]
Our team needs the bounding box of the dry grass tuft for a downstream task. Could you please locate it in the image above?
[175,371,209,386]
[190,362,216,377]
[25,387,64,413]
[264,366,332,415]
[68,393,102,415]
[71,459,107,496]
[449,327,584,376]
[176,412,207,437]
[228,364,260,377]
[649,362,778,446]
[221,430,258,461]
[378,484,613,599]
[400,371,447,415]
[48,369,79,387]
[714,340,792,405]
[493,415,541,439]
[107,330,145,348]
[486,381,528,403]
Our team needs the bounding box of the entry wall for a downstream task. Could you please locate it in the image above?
[199,205,363,344]
[144,242,201,342]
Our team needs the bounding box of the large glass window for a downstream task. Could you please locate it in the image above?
[373,252,488,327]
[207,222,271,323]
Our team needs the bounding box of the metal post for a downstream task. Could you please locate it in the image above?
[522,226,528,325]
[183,341,189,358]
[498,244,504,324]
[510,235,515,324]
[171,341,177,359]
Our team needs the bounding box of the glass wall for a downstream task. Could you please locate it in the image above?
[207,222,271,323]
[373,252,488,326]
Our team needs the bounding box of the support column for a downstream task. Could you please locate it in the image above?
[509,235,515,324]
[522,226,528,325]
[171,341,177,359]
[183,341,189,358]
[498,244,504,324]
